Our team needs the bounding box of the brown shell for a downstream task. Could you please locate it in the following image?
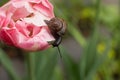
[44,17,66,36]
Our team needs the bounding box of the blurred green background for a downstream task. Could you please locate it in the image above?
[0,0,120,80]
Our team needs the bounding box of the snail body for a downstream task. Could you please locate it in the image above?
[44,17,66,47]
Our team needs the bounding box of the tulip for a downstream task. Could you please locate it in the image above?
[0,0,55,51]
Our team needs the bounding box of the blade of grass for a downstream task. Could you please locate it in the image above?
[85,0,101,71]
[35,48,58,80]
[79,34,99,80]
[86,40,111,80]
[51,66,64,80]
[35,48,54,77]
[67,23,86,47]
[0,49,21,80]
[35,48,54,74]
[24,49,54,80]
[79,0,101,79]
[117,0,120,76]
[25,52,36,80]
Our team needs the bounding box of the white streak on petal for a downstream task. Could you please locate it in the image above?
[23,11,50,26]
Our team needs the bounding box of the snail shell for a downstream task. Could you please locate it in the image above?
[44,17,66,36]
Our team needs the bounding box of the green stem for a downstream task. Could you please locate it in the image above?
[118,0,120,76]
[26,53,35,80]
[118,0,120,24]
[86,0,101,79]
[93,0,101,32]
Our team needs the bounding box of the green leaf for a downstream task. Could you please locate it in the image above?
[25,52,36,80]
[79,32,98,80]
[67,23,86,47]
[52,66,64,80]
[79,0,101,79]
[35,48,58,80]
[86,39,111,80]
[0,49,21,80]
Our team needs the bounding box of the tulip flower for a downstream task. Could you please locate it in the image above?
[0,0,55,51]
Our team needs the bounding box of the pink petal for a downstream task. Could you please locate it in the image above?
[15,21,30,37]
[0,26,54,51]
[0,0,55,51]
[33,0,54,18]
[0,11,12,28]
[11,0,42,3]
[26,23,41,37]
[0,27,18,46]
[11,1,34,20]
